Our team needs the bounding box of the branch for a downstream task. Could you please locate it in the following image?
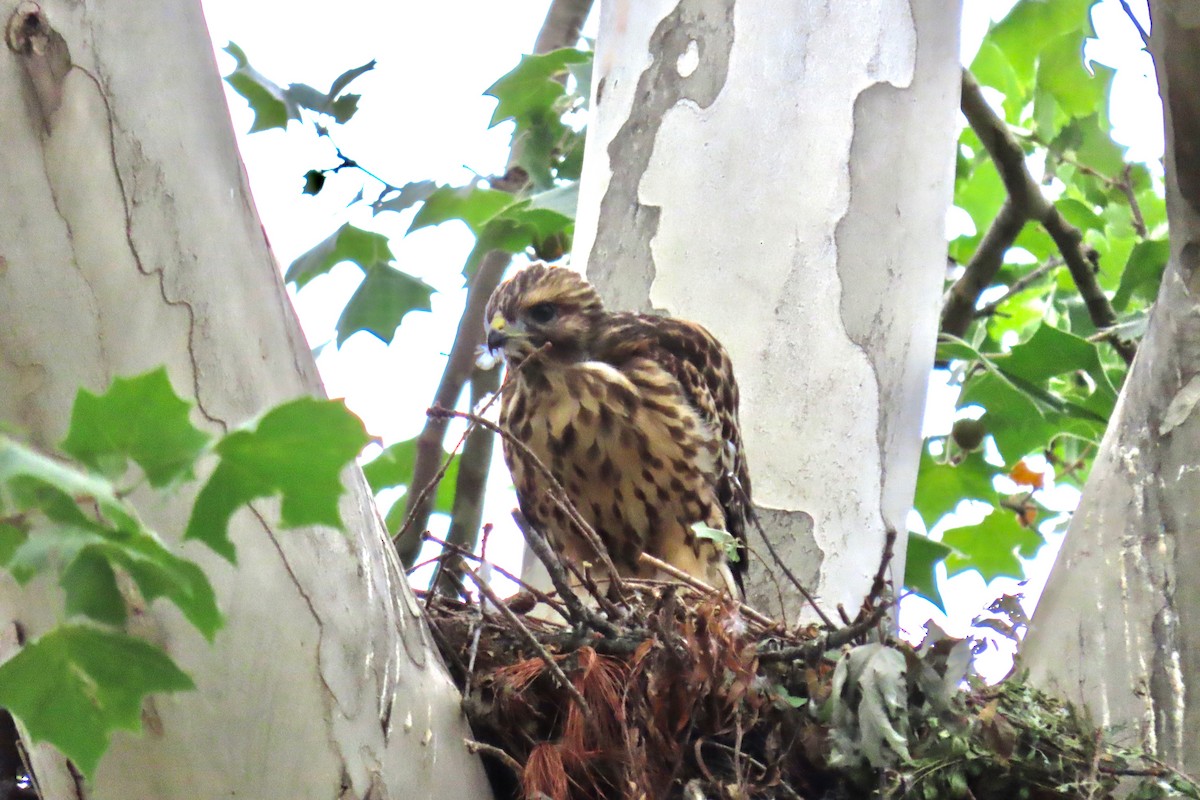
[974,256,1063,320]
[434,364,502,594]
[636,553,777,630]
[941,198,1026,338]
[950,70,1136,365]
[398,0,597,559]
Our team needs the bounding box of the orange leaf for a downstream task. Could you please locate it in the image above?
[1008,459,1045,489]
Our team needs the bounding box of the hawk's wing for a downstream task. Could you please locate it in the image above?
[593,312,752,585]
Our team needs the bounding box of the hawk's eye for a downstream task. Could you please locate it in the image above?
[527,302,557,324]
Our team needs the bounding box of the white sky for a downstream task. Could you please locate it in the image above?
[200,0,1161,674]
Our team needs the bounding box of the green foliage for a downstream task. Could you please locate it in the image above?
[362,437,459,532]
[186,397,370,561]
[0,370,369,777]
[0,626,194,778]
[909,0,1163,607]
[229,44,592,546]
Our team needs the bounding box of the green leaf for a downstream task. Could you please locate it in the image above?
[691,523,740,563]
[1055,198,1104,234]
[61,550,125,626]
[958,373,1048,462]
[526,182,580,219]
[987,0,1094,86]
[1114,239,1170,311]
[365,438,459,516]
[999,323,1117,416]
[942,510,1044,582]
[60,368,211,488]
[372,180,438,215]
[904,533,953,613]
[222,42,300,133]
[4,480,222,639]
[0,625,193,778]
[969,41,1025,120]
[0,438,136,533]
[186,398,369,561]
[408,186,515,236]
[336,265,434,346]
[1036,34,1112,119]
[0,522,26,565]
[484,48,591,127]
[913,448,999,528]
[285,223,395,289]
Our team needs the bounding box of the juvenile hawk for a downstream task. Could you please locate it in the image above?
[484,263,751,595]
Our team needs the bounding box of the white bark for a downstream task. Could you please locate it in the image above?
[572,0,960,617]
[1021,2,1200,771]
[0,1,490,797]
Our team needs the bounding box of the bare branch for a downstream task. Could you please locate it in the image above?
[636,552,778,630]
[399,0,597,559]
[974,256,1064,319]
[951,69,1136,364]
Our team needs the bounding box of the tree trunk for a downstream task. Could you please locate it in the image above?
[0,2,489,797]
[1021,1,1200,771]
[571,0,961,619]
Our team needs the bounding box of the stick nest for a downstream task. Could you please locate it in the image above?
[421,579,1198,800]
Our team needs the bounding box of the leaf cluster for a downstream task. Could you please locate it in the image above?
[907,0,1165,608]
[0,369,367,777]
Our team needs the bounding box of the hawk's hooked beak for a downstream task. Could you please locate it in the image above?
[486,312,520,353]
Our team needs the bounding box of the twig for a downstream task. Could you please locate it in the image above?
[399,250,513,558]
[861,526,897,615]
[460,565,592,717]
[756,605,889,663]
[1122,164,1148,237]
[424,531,571,618]
[513,509,615,633]
[973,256,1063,319]
[464,738,525,778]
[698,740,804,800]
[435,365,502,595]
[636,553,777,629]
[942,198,1027,338]
[741,502,836,629]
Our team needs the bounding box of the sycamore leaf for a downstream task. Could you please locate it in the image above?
[942,510,1045,582]
[4,479,221,640]
[285,224,395,289]
[365,438,460,520]
[691,523,740,563]
[186,398,369,561]
[222,42,300,132]
[408,186,515,235]
[484,49,591,127]
[904,533,953,613]
[0,626,193,779]
[60,368,211,488]
[336,265,434,346]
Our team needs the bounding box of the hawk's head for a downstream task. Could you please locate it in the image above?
[484,263,605,367]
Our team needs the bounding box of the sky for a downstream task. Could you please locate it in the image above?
[200,0,1161,675]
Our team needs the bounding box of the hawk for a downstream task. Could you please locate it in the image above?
[484,263,751,596]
